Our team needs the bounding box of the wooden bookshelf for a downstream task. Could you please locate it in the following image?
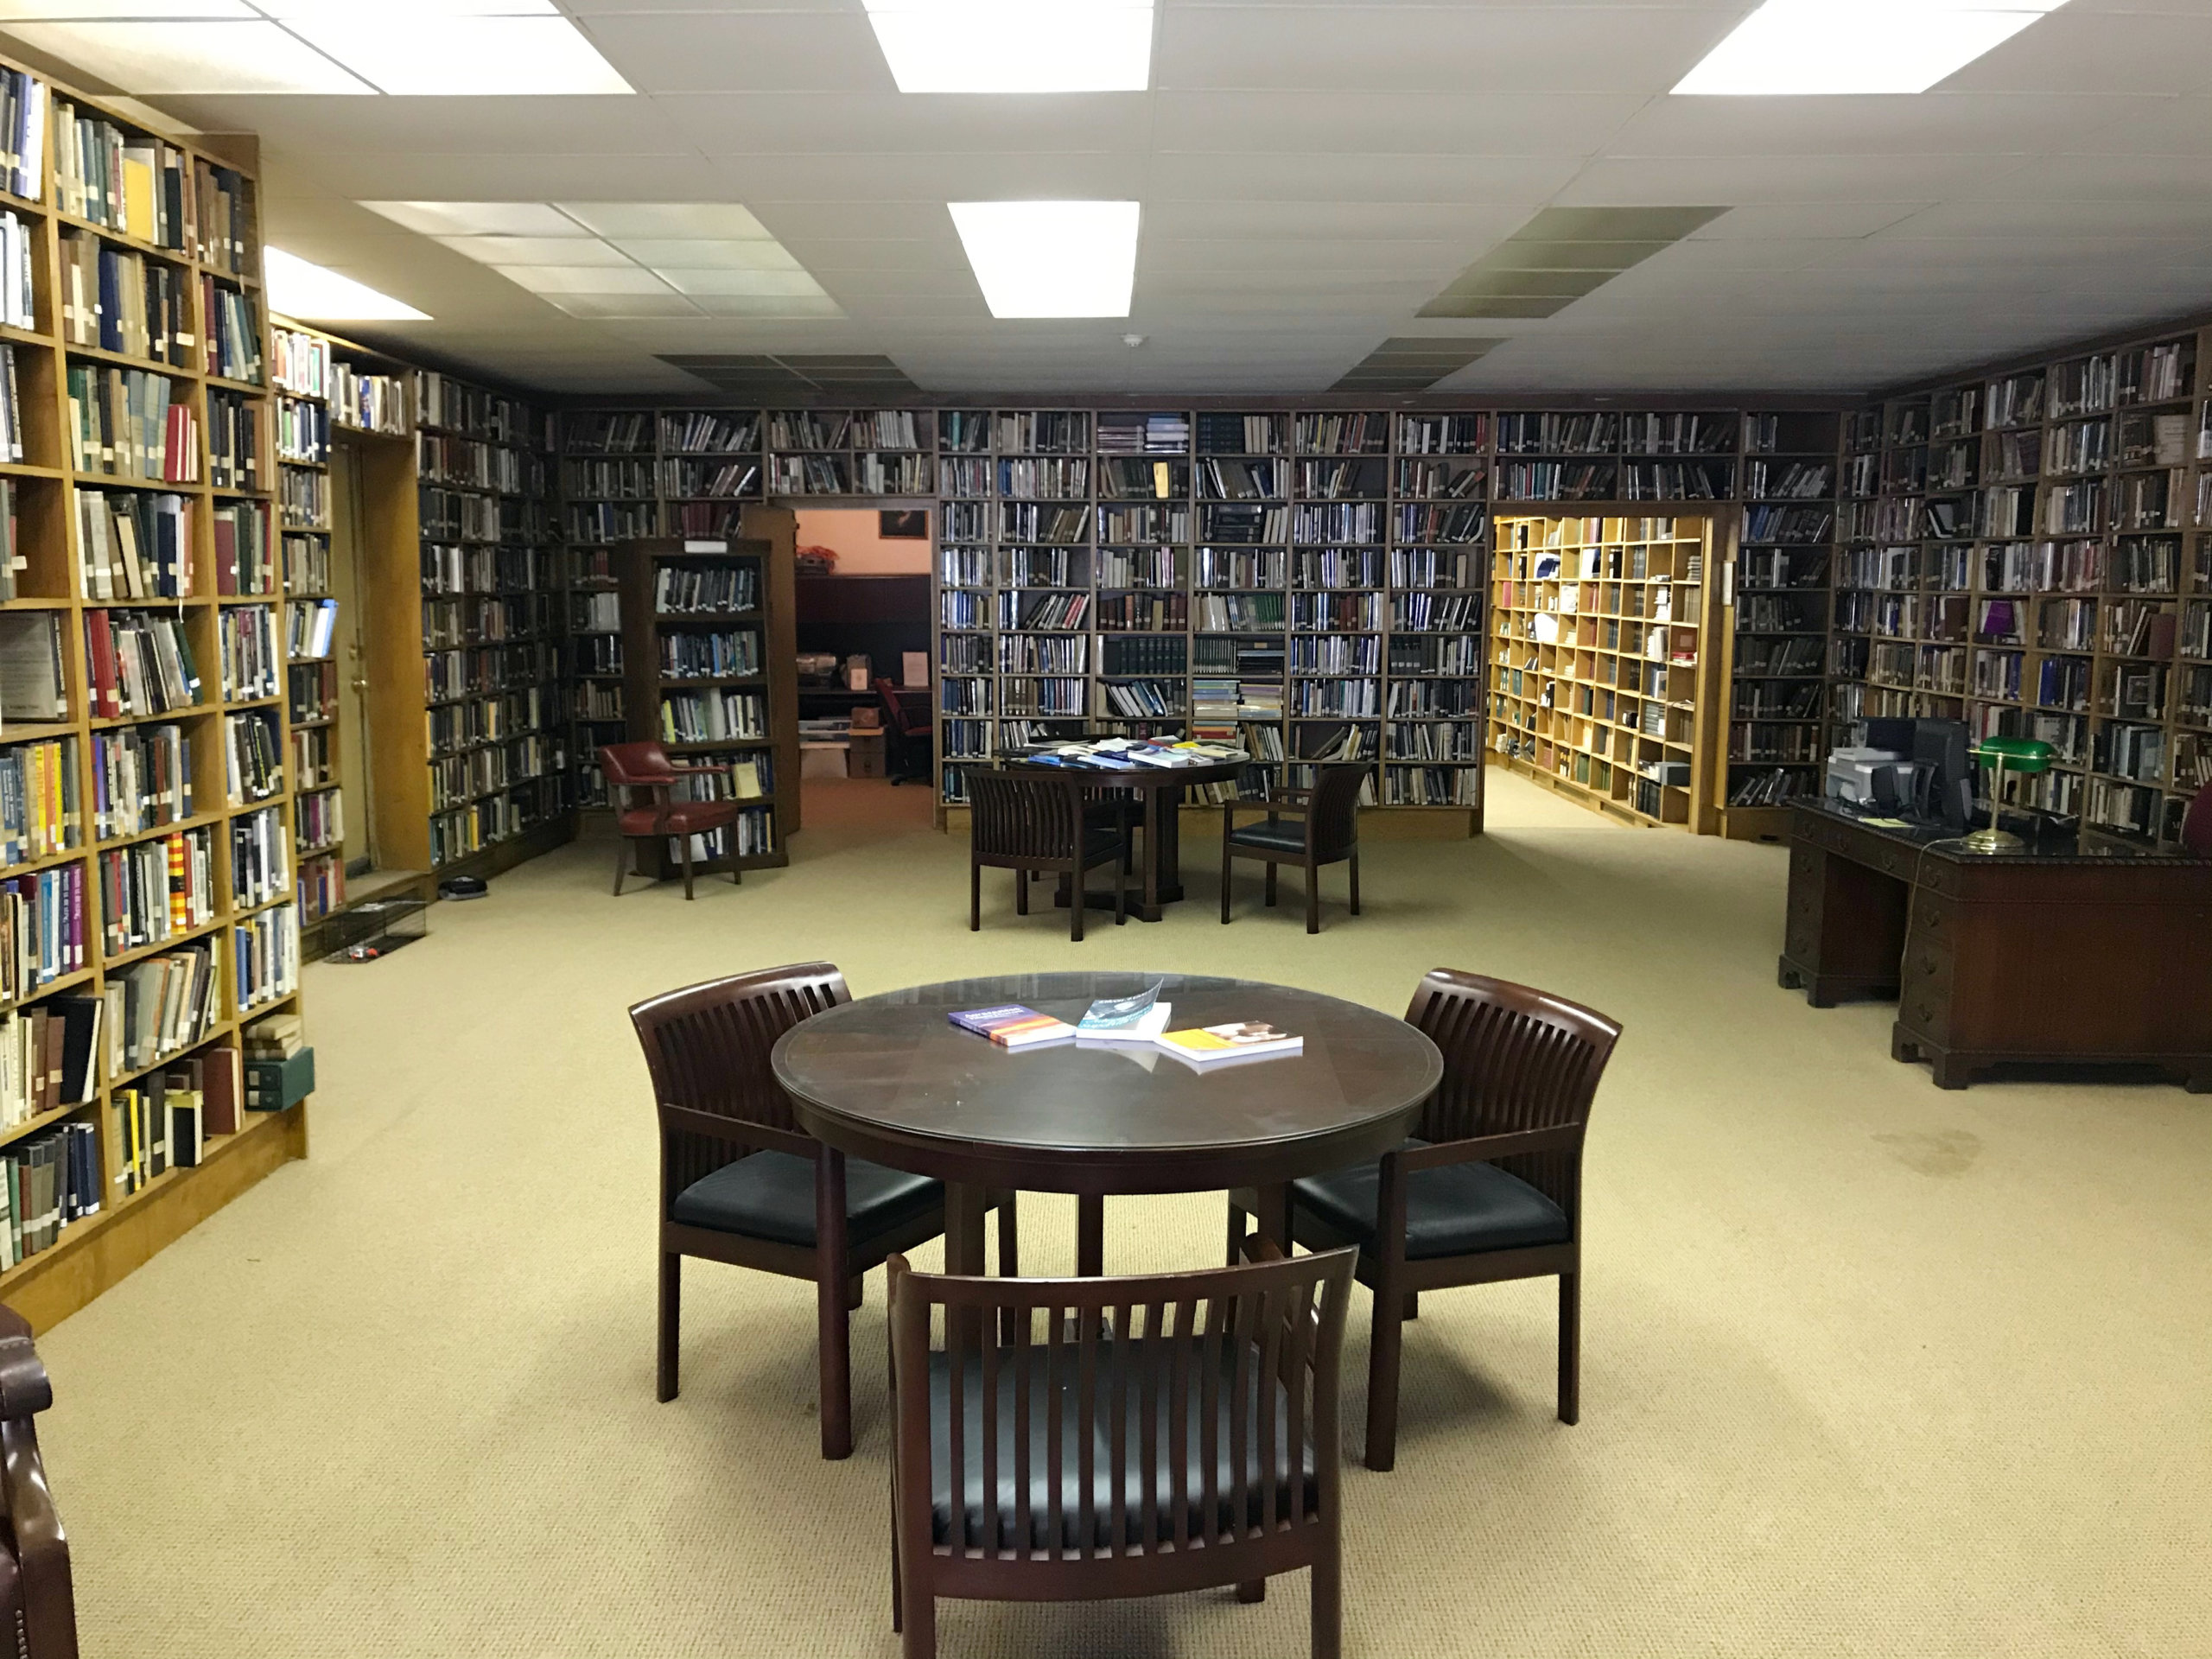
[359,372,569,878]
[1488,514,1726,830]
[0,50,309,1330]
[613,532,797,874]
[1832,321,2209,851]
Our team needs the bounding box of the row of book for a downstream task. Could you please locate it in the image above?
[229,807,288,909]
[218,606,281,702]
[78,488,194,600]
[59,229,190,366]
[0,995,99,1131]
[0,1121,98,1268]
[67,363,200,482]
[0,737,78,867]
[1,862,87,998]
[93,825,214,957]
[92,723,188,842]
[85,608,200,719]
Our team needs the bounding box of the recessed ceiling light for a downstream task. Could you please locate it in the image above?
[863,0,1154,93]
[265,248,429,320]
[653,269,830,298]
[949,200,1139,318]
[0,19,373,94]
[493,265,674,296]
[362,201,585,236]
[433,234,633,266]
[1674,0,2072,95]
[276,14,632,94]
[555,202,774,240]
[607,239,800,270]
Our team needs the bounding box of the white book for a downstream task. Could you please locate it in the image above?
[1076,1003,1172,1046]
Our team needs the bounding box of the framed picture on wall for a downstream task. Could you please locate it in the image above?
[879,510,928,539]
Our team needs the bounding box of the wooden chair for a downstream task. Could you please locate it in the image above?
[630,963,1015,1460]
[601,740,746,900]
[0,1306,75,1659]
[887,1242,1357,1659]
[1229,970,1622,1471]
[968,771,1128,942]
[1220,764,1368,934]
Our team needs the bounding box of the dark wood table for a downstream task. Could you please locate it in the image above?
[1004,757,1248,922]
[772,970,1444,1275]
[1780,801,2212,1090]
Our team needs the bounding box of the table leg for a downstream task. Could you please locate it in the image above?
[1140,789,1164,920]
[1249,1183,1292,1259]
[1157,788,1185,903]
[944,1181,988,1275]
[1076,1195,1105,1277]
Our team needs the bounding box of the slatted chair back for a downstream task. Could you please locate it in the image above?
[890,1246,1355,1570]
[1306,765,1369,861]
[629,964,850,1193]
[1403,970,1622,1216]
[969,772,1084,864]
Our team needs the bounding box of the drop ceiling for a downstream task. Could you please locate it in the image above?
[13,0,2212,400]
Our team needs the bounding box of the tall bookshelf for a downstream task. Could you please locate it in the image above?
[1488,513,1726,830]
[1831,321,2209,850]
[614,534,796,876]
[0,51,308,1330]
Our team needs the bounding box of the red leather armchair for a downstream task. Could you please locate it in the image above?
[601,741,747,899]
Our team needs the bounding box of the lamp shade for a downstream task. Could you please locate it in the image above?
[1975,736,2054,775]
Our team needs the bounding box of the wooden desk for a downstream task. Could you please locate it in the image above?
[1778,803,2212,1090]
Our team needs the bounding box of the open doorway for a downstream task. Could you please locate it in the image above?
[792,508,934,795]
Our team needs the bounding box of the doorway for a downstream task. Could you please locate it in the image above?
[791,507,933,791]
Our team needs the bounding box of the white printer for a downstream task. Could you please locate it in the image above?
[1826,747,1913,807]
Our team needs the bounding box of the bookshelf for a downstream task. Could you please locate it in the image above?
[0,48,308,1331]
[1831,321,2209,851]
[614,532,797,875]
[1488,514,1726,830]
[364,371,569,876]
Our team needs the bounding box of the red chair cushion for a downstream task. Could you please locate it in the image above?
[619,801,742,836]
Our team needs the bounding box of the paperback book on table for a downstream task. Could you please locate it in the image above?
[1154,1022,1303,1067]
[947,1004,1077,1048]
[1073,981,1173,1045]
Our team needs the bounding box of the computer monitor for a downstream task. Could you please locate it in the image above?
[1911,719,1974,831]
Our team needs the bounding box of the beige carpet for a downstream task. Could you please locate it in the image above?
[35,773,2211,1658]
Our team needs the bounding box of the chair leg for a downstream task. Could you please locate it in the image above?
[1224,1200,1245,1266]
[1312,1537,1343,1659]
[818,1158,854,1461]
[1237,1580,1266,1604]
[1402,1292,1419,1321]
[679,834,696,901]
[1365,1274,1406,1471]
[1349,849,1361,916]
[613,835,628,897]
[995,1192,1021,1344]
[1264,863,1278,907]
[1015,868,1029,916]
[1112,856,1126,926]
[1306,860,1321,935]
[1558,1270,1580,1426]
[1220,838,1233,925]
[656,1250,680,1402]
[969,859,981,931]
[899,1582,936,1659]
[1070,860,1084,942]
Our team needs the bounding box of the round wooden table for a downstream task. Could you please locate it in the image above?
[1002,757,1249,921]
[772,970,1443,1276]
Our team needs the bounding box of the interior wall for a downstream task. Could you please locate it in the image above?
[795,508,931,575]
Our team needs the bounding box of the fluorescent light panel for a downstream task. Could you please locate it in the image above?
[265,248,428,320]
[949,200,1138,319]
[1675,0,2072,96]
[863,0,1154,92]
[0,2,627,94]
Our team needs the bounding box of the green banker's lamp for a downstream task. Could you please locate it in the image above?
[1966,735,2054,855]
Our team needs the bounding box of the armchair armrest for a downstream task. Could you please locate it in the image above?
[1399,1126,1584,1171]
[0,1313,73,1659]
[657,1103,817,1160]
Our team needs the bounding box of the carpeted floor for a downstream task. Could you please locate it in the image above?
[34,773,2212,1658]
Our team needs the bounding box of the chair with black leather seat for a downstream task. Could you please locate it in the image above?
[1227,970,1621,1471]
[887,1242,1357,1659]
[968,771,1128,942]
[631,963,1016,1460]
[1220,763,1367,935]
[601,740,745,900]
[0,1305,74,1659]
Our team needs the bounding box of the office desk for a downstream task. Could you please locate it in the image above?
[1778,802,2212,1090]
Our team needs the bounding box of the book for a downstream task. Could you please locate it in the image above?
[1074,980,1171,1044]
[1078,1003,1172,1046]
[1155,1022,1304,1066]
[947,1004,1077,1048]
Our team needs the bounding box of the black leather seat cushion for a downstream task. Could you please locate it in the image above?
[1078,829,1127,862]
[1225,818,1312,855]
[928,1339,1318,1549]
[1292,1141,1570,1260]
[671,1150,940,1247]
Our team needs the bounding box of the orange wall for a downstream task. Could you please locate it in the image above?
[796,507,932,575]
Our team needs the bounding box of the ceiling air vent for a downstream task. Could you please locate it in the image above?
[1420,207,1729,321]
[658,353,922,399]
[1331,336,1507,392]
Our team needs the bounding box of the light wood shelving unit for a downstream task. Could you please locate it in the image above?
[0,50,308,1330]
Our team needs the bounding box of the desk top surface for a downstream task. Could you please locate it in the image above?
[1792,800,2212,868]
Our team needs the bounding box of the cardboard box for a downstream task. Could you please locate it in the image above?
[849,706,881,730]
[847,729,887,779]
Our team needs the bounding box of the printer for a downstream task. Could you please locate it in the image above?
[1827,747,1915,808]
